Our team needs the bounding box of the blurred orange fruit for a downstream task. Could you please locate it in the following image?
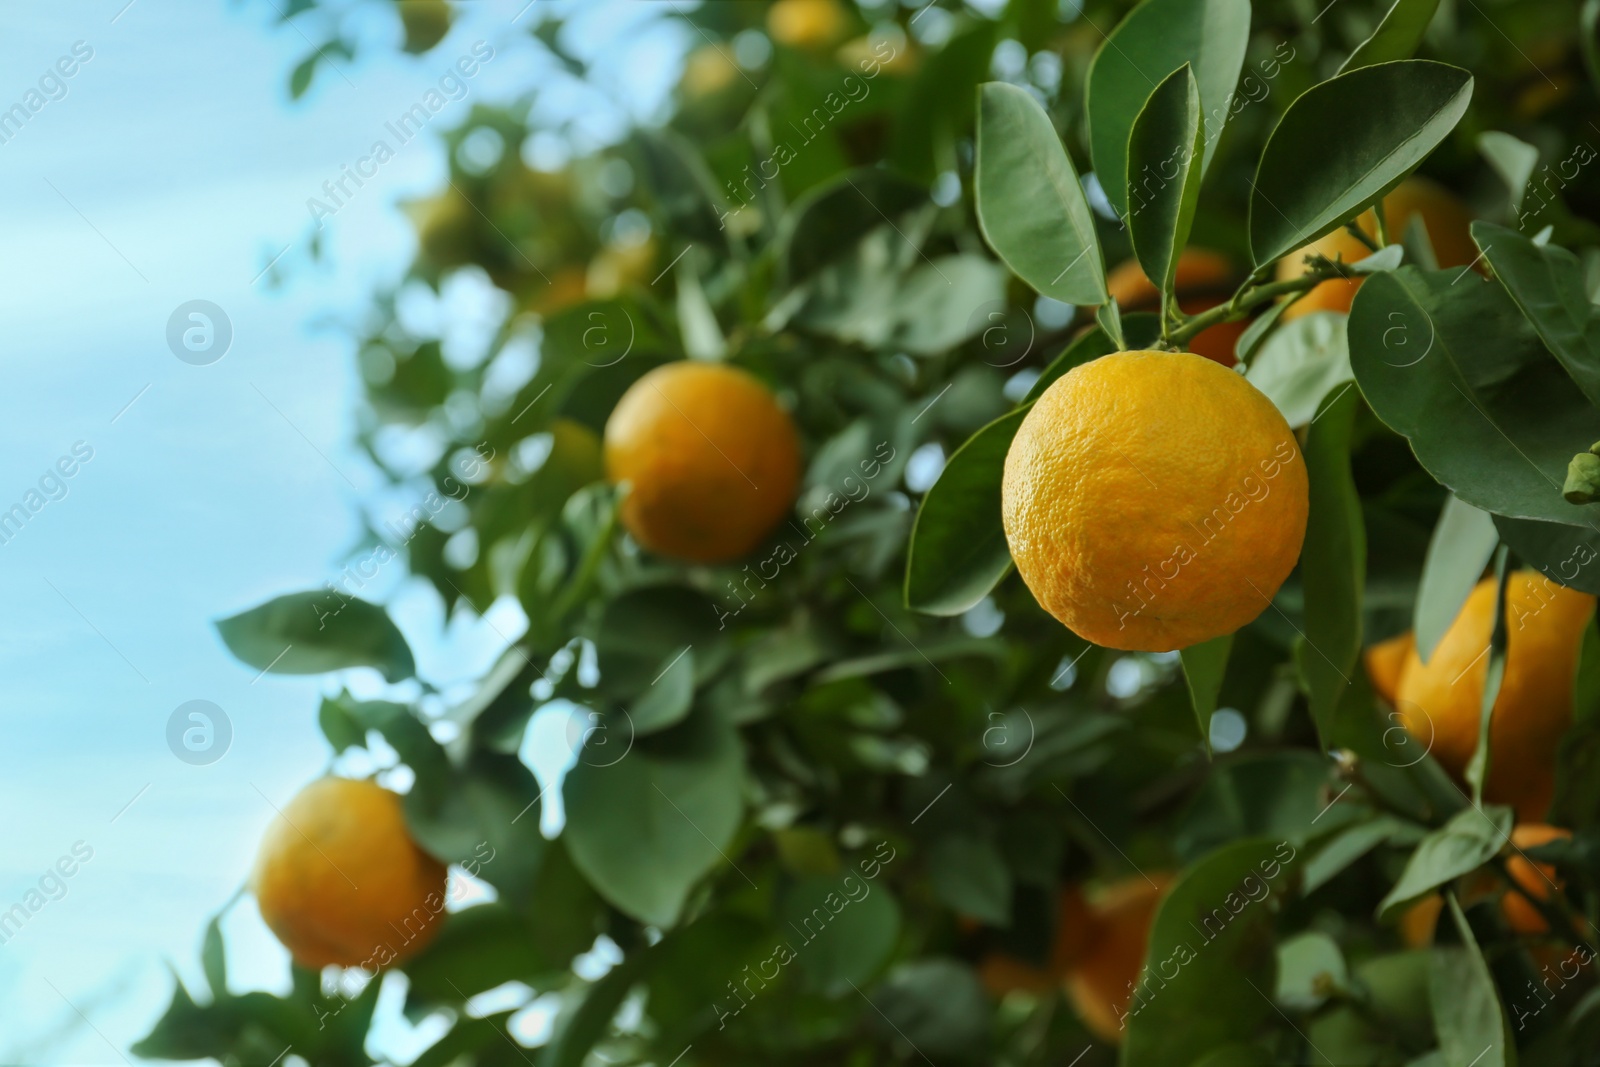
[978,886,1095,996]
[1275,177,1476,321]
[1503,823,1571,935]
[1002,350,1307,651]
[767,0,849,48]
[1365,631,1415,705]
[605,361,802,563]
[1063,875,1171,1044]
[1105,250,1247,367]
[252,777,447,970]
[1396,572,1594,820]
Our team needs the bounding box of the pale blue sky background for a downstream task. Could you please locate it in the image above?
[0,2,685,1062]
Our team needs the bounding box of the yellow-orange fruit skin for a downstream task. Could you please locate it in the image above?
[1276,177,1476,320]
[251,778,448,970]
[1365,631,1416,705]
[1001,351,1308,652]
[1396,572,1594,821]
[604,361,802,564]
[1503,823,1571,935]
[1063,876,1170,1045]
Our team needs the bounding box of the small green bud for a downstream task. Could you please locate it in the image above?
[1564,451,1600,504]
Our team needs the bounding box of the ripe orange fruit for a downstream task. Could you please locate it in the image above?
[1105,249,1248,367]
[605,361,802,563]
[251,778,447,970]
[1398,893,1444,947]
[1001,350,1308,651]
[1364,631,1415,705]
[767,0,849,48]
[1396,571,1594,821]
[1064,875,1170,1044]
[1503,823,1571,934]
[1276,177,1476,321]
[977,886,1095,996]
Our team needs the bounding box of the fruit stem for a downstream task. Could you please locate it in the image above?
[1345,220,1382,254]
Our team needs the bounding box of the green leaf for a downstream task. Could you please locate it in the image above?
[407,750,549,899]
[1298,384,1365,746]
[1473,219,1600,407]
[1478,134,1540,215]
[1585,0,1600,101]
[1244,312,1352,427]
[288,52,318,99]
[975,82,1105,305]
[926,835,1012,926]
[1430,896,1518,1067]
[201,913,227,1001]
[1348,266,1600,524]
[563,709,745,927]
[1233,297,1292,367]
[215,591,415,682]
[869,959,993,1059]
[1415,496,1498,662]
[1126,65,1205,303]
[1303,816,1422,894]
[1492,514,1600,596]
[1552,613,1600,828]
[1084,0,1250,217]
[1123,838,1300,1066]
[904,406,1026,616]
[1249,62,1473,266]
[1377,805,1512,919]
[1190,1045,1274,1067]
[630,647,695,735]
[783,872,902,994]
[778,168,927,284]
[1339,0,1443,73]
[1464,548,1511,806]
[1174,752,1339,861]
[634,128,734,248]
[1276,931,1348,1012]
[538,950,653,1067]
[1179,633,1232,750]
[404,904,553,1005]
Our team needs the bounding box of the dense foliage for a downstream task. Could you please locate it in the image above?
[135,0,1600,1064]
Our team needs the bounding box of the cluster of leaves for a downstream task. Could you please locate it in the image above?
[140,0,1600,1065]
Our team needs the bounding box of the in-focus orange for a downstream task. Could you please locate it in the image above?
[1002,350,1308,651]
[605,361,802,563]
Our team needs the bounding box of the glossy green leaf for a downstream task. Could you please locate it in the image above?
[1303,816,1422,894]
[630,647,695,735]
[1249,62,1473,266]
[563,709,745,927]
[904,406,1026,616]
[1276,931,1348,1011]
[1465,548,1511,806]
[1298,384,1365,747]
[1430,896,1518,1067]
[1492,514,1600,596]
[975,82,1105,305]
[1126,65,1204,302]
[1478,134,1540,214]
[1084,0,1250,217]
[1179,633,1232,751]
[1376,805,1511,919]
[1339,0,1443,73]
[1348,266,1600,523]
[1244,311,1352,427]
[1474,219,1600,406]
[1415,496,1498,662]
[215,590,415,681]
[1122,838,1300,1065]
[1233,298,1291,367]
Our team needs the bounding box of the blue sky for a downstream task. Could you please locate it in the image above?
[0,1,684,1061]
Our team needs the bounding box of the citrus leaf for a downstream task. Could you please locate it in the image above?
[1298,383,1365,747]
[215,591,415,682]
[1180,633,1232,752]
[1127,65,1205,301]
[1415,496,1499,662]
[783,872,902,994]
[562,709,744,927]
[1430,895,1518,1067]
[1376,805,1511,919]
[1492,514,1600,596]
[1122,838,1300,1066]
[1348,265,1600,523]
[1244,311,1352,427]
[779,167,927,284]
[1249,61,1473,267]
[904,406,1025,616]
[1464,548,1511,806]
[1478,134,1540,215]
[975,82,1105,305]
[631,647,694,735]
[1473,219,1600,407]
[926,835,1011,926]
[1084,0,1250,217]
[538,950,654,1067]
[1302,816,1421,894]
[1338,0,1443,73]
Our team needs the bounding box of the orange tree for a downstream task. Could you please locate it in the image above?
[136,0,1600,1064]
